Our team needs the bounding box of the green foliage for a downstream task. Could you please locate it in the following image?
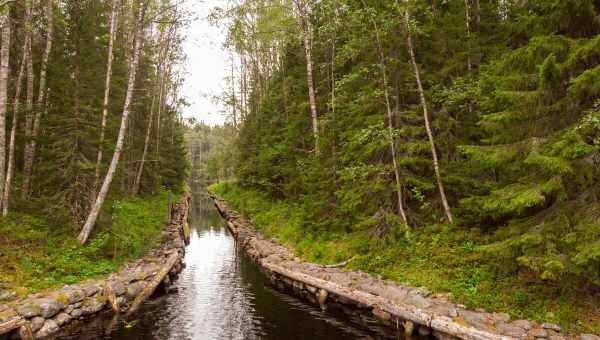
[0,191,174,293]
[213,182,600,334]
[568,65,600,102]
[220,0,600,332]
[539,55,561,89]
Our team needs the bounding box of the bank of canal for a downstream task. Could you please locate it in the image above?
[61,194,371,339]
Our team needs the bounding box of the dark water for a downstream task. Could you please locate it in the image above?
[60,194,371,339]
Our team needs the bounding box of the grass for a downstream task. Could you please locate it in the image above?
[0,190,175,296]
[210,181,600,335]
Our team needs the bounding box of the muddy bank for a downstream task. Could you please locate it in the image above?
[0,194,191,339]
[210,193,599,340]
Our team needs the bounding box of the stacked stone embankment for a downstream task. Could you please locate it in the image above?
[0,193,190,339]
[210,193,599,340]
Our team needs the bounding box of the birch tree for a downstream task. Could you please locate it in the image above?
[362,2,408,226]
[464,0,472,73]
[22,0,54,198]
[132,83,156,196]
[2,0,33,215]
[132,25,168,195]
[0,2,11,209]
[93,0,120,196]
[293,0,320,154]
[78,1,147,244]
[402,2,453,223]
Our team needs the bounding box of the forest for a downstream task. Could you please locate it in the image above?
[207,0,600,333]
[0,0,188,296]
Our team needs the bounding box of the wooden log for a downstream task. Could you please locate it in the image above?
[0,316,25,336]
[105,281,120,313]
[430,315,509,340]
[262,261,508,340]
[19,321,34,340]
[262,261,376,308]
[126,251,179,316]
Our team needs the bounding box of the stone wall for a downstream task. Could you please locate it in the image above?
[210,193,599,340]
[0,193,190,340]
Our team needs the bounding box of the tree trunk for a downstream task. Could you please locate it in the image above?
[329,7,336,117]
[132,82,156,196]
[294,0,320,155]
[154,28,173,160]
[0,5,11,210]
[93,0,120,197]
[475,0,480,29]
[78,1,146,244]
[155,55,172,159]
[364,2,409,226]
[230,53,237,127]
[22,0,54,198]
[22,37,34,197]
[126,251,179,316]
[404,7,453,223]
[3,0,33,215]
[464,0,472,73]
[155,66,166,158]
[240,53,248,120]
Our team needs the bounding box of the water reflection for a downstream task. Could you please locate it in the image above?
[59,192,372,339]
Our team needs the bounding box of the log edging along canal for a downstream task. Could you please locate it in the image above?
[0,193,191,340]
[209,192,598,340]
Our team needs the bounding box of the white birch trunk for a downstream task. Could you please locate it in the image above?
[364,2,409,226]
[404,7,453,223]
[240,53,248,120]
[475,0,480,29]
[230,54,237,127]
[132,83,156,196]
[294,0,320,154]
[0,6,10,209]
[93,0,120,197]
[3,0,33,215]
[22,0,54,197]
[155,60,172,159]
[78,2,146,244]
[155,68,166,158]
[464,0,472,73]
[154,27,174,159]
[22,41,34,199]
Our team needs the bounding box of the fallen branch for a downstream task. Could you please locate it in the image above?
[126,251,180,316]
[321,256,355,268]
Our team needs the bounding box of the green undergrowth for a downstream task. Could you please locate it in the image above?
[0,189,177,296]
[210,181,599,334]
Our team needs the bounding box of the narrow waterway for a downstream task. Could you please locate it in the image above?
[60,193,371,339]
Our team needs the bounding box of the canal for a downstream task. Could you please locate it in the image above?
[59,193,371,339]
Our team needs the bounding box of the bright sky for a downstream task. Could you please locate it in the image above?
[180,0,229,126]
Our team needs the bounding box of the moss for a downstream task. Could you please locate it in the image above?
[53,292,69,306]
[0,309,17,320]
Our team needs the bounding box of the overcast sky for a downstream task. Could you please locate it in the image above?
[180,0,229,126]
